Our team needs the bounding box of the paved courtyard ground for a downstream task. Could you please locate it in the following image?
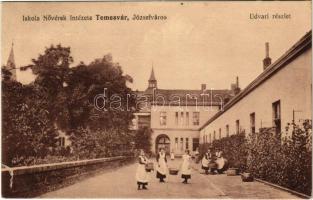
[41,158,300,198]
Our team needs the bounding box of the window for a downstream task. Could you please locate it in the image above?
[181,112,184,126]
[158,137,170,144]
[186,112,189,126]
[219,128,222,139]
[203,135,205,144]
[193,138,199,151]
[209,133,212,143]
[175,112,179,125]
[272,100,281,135]
[175,137,178,150]
[226,124,229,137]
[193,112,200,125]
[236,120,240,134]
[205,135,207,143]
[59,137,65,147]
[213,131,216,141]
[180,138,184,150]
[160,112,167,126]
[186,138,189,149]
[250,112,256,134]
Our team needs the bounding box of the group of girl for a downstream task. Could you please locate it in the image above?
[201,148,227,175]
[135,148,191,190]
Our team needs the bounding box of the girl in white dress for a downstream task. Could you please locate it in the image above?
[181,149,192,184]
[135,149,149,190]
[170,150,175,160]
[156,148,167,182]
[201,149,212,175]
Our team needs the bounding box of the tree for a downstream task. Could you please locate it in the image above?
[23,46,136,132]
[21,45,73,129]
[3,44,137,165]
[2,71,58,166]
[134,127,152,154]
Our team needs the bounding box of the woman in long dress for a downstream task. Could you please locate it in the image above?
[216,150,227,174]
[156,148,167,182]
[135,149,149,190]
[181,149,192,184]
[201,149,212,175]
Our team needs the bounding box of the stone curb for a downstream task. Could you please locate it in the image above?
[254,178,311,199]
[192,162,310,199]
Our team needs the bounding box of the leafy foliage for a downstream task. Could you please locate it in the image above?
[2,45,137,166]
[247,120,312,195]
[134,127,152,154]
[200,120,312,195]
[70,128,134,159]
[199,132,247,171]
[2,78,58,166]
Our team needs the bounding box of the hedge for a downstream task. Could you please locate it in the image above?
[247,121,312,195]
[199,132,247,171]
[199,120,312,196]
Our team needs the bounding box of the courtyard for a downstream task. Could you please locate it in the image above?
[41,159,300,199]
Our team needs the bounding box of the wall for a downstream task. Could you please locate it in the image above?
[150,105,219,154]
[200,47,312,143]
[1,156,133,197]
[151,129,199,155]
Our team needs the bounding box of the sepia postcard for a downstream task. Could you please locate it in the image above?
[1,1,312,199]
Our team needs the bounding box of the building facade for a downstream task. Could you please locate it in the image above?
[199,31,312,143]
[133,68,238,155]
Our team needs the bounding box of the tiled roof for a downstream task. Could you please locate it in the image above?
[136,88,232,106]
[198,30,312,131]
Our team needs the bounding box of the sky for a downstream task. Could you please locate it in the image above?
[1,1,311,91]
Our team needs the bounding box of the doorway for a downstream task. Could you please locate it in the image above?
[155,134,170,154]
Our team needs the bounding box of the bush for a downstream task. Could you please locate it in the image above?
[134,127,152,154]
[214,133,247,171]
[199,133,247,171]
[247,120,312,195]
[200,120,311,196]
[70,127,135,160]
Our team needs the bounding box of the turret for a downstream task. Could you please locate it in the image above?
[148,67,157,89]
[5,42,17,80]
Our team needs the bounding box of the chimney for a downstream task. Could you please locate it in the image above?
[236,76,239,88]
[263,42,272,70]
[231,76,241,95]
[201,84,206,92]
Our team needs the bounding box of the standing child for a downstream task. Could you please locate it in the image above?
[170,150,175,160]
[181,149,192,184]
[135,149,149,190]
[156,148,168,182]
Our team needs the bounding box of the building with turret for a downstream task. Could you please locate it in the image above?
[133,68,238,156]
[133,31,312,156]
